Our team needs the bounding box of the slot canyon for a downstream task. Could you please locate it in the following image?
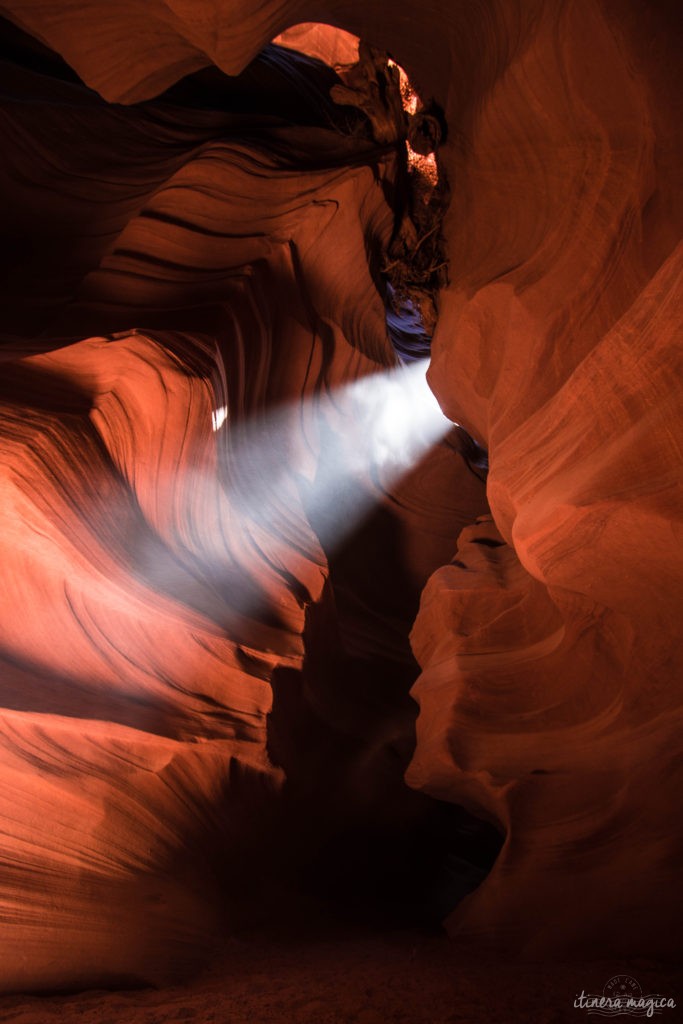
[0,1,681,1021]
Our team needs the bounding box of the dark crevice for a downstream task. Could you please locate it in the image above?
[263,447,503,932]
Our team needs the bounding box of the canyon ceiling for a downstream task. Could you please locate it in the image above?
[0,0,681,994]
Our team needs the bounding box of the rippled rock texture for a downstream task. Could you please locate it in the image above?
[0,0,681,990]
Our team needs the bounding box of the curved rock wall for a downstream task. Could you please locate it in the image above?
[0,0,680,984]
[0,26,489,987]
[410,0,683,958]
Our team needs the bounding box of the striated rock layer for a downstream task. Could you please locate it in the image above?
[0,27,488,987]
[0,0,681,987]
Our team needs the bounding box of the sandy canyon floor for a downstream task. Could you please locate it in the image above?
[0,923,679,1024]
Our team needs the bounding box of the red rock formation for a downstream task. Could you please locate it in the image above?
[0,0,680,990]
[411,0,683,959]
[275,22,358,66]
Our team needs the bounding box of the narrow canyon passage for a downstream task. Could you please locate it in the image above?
[0,3,681,1021]
[0,19,505,991]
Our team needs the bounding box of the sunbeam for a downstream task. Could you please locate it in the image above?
[179,357,458,629]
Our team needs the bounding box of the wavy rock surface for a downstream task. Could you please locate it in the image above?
[408,0,683,959]
[0,0,680,986]
[0,27,488,988]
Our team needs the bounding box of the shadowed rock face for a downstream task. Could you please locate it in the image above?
[0,0,681,990]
